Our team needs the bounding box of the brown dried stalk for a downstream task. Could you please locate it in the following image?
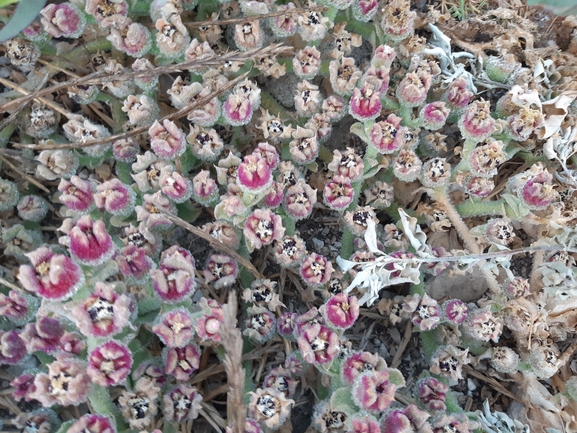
[0,44,291,115]
[220,291,246,433]
[14,71,249,151]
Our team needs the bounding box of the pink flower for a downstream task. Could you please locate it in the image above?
[223,90,253,126]
[445,76,474,109]
[136,192,177,231]
[283,180,317,220]
[263,181,284,208]
[458,99,495,142]
[69,215,115,265]
[464,309,502,343]
[468,140,505,178]
[94,178,135,215]
[40,3,86,38]
[370,114,406,154]
[328,148,364,181]
[17,195,48,222]
[0,290,31,323]
[293,46,322,79]
[164,344,201,381]
[270,3,298,37]
[0,330,26,365]
[349,415,381,433]
[322,94,347,121]
[244,209,285,251]
[380,405,431,433]
[349,85,382,121]
[396,71,431,107]
[159,167,192,203]
[442,299,469,325]
[289,126,319,164]
[155,16,190,59]
[237,152,273,193]
[354,0,378,21]
[277,312,298,339]
[87,341,132,386]
[21,316,64,353]
[67,415,115,433]
[297,324,339,365]
[254,142,280,170]
[321,293,359,329]
[465,176,494,198]
[30,355,90,406]
[18,247,83,300]
[323,175,355,210]
[353,370,398,412]
[10,373,36,402]
[417,377,448,411]
[234,21,263,51]
[151,246,196,302]
[72,282,134,337]
[115,244,154,282]
[107,16,152,57]
[163,384,203,422]
[273,235,307,268]
[430,345,469,380]
[203,254,239,290]
[192,170,219,205]
[420,101,450,130]
[153,309,195,347]
[521,168,557,209]
[342,351,387,385]
[300,253,334,287]
[58,176,95,212]
[149,119,186,160]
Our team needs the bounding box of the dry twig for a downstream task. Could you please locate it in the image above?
[220,291,246,433]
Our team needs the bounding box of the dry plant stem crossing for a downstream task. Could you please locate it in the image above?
[431,187,501,293]
[1,44,292,116]
[220,291,246,433]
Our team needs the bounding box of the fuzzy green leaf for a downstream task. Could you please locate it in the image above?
[0,0,46,42]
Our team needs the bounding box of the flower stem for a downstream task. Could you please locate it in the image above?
[89,384,128,430]
[456,198,506,217]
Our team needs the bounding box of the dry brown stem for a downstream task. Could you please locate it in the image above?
[1,44,291,115]
[220,291,246,433]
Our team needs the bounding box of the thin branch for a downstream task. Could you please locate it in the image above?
[0,77,72,118]
[0,44,291,115]
[0,153,50,193]
[162,211,266,280]
[14,72,249,151]
[220,291,246,433]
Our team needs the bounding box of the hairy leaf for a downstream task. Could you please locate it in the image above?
[0,0,46,42]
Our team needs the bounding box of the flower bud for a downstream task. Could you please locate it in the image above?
[244,209,285,251]
[234,20,263,51]
[136,192,177,231]
[283,180,317,221]
[25,103,59,138]
[353,370,402,412]
[442,299,469,325]
[159,167,192,203]
[464,175,494,198]
[420,101,450,130]
[41,3,86,38]
[445,76,474,110]
[380,0,415,42]
[353,0,378,21]
[94,178,135,215]
[58,176,95,213]
[458,99,495,142]
[349,84,382,122]
[403,293,441,331]
[132,58,158,91]
[430,345,469,380]
[364,181,394,209]
[249,387,294,429]
[274,235,307,268]
[277,312,298,340]
[112,137,139,163]
[35,150,78,181]
[2,225,42,260]
[289,126,319,165]
[293,46,321,79]
[343,205,377,236]
[270,3,298,37]
[464,309,503,343]
[17,195,48,222]
[484,218,515,246]
[149,119,186,160]
[0,178,19,211]
[223,90,253,126]
[369,114,407,154]
[68,415,114,433]
[0,330,26,365]
[108,16,151,58]
[195,300,224,344]
[298,8,329,41]
[151,246,196,302]
[397,71,431,108]
[416,377,448,411]
[69,216,115,265]
[164,344,201,381]
[86,0,127,23]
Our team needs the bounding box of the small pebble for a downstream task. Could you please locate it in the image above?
[312,237,324,250]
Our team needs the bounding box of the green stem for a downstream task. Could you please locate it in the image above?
[454,138,477,173]
[260,90,292,121]
[457,199,506,218]
[89,385,128,430]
